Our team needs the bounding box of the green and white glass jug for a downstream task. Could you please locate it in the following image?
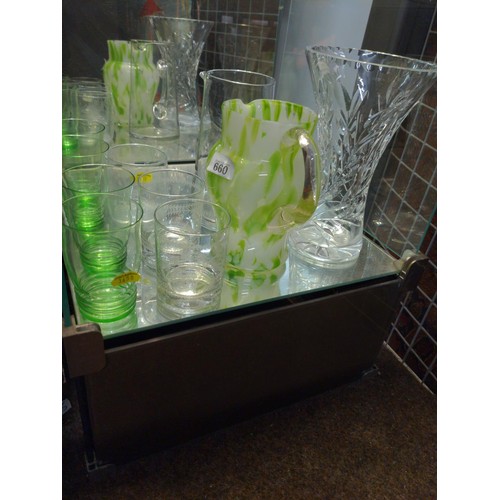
[205,98,321,285]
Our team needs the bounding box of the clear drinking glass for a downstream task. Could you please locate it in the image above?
[154,198,230,320]
[105,143,168,175]
[105,143,169,199]
[138,168,205,273]
[62,193,143,334]
[63,77,104,119]
[74,88,112,142]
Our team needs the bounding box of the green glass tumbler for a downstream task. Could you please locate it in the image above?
[62,193,143,334]
[62,118,105,154]
[62,164,135,201]
[62,140,110,171]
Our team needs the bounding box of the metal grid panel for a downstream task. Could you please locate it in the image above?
[386,211,437,393]
[194,0,279,75]
[369,9,437,394]
[366,97,437,257]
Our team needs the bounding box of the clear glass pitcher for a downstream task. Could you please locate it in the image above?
[196,69,276,181]
[205,98,321,284]
[129,39,180,140]
[144,16,214,130]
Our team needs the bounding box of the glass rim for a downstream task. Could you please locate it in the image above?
[75,87,109,96]
[106,143,168,165]
[63,76,103,86]
[62,192,143,231]
[138,168,204,195]
[306,46,437,73]
[62,163,136,193]
[201,68,276,88]
[63,140,110,160]
[154,198,231,236]
[62,118,106,134]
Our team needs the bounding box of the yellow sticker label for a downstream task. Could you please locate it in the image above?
[111,271,141,286]
[136,172,153,183]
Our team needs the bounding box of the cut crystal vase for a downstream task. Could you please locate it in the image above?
[288,46,437,268]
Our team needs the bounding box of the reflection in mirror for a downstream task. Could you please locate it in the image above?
[62,0,436,341]
[62,1,282,162]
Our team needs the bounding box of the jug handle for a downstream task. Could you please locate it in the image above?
[153,58,174,120]
[280,127,321,226]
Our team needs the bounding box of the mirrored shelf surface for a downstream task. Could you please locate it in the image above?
[113,127,199,164]
[64,136,400,341]
[67,233,399,341]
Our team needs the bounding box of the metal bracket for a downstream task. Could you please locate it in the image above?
[62,316,106,378]
[394,249,429,294]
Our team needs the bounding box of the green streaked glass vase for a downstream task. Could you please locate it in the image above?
[103,40,132,130]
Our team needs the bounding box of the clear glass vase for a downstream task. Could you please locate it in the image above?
[288,47,437,268]
[145,16,214,130]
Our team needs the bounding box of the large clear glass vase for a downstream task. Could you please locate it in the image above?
[288,46,437,268]
[145,16,214,130]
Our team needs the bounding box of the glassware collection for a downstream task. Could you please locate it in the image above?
[62,15,437,335]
